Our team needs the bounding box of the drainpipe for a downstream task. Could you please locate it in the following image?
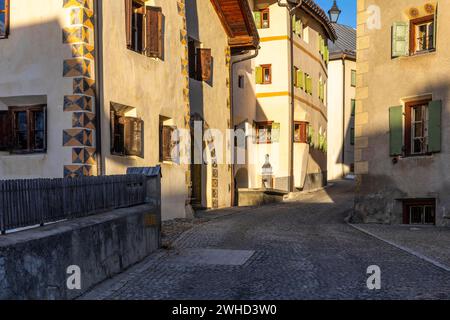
[277,0,302,192]
[230,47,260,206]
[94,0,104,176]
[341,53,346,178]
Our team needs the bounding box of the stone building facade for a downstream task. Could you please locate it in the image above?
[354,0,450,226]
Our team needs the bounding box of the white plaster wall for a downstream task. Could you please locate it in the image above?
[0,0,73,179]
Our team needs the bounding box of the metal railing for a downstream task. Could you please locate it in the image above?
[0,174,147,234]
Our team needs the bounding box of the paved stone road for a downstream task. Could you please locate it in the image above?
[82,180,450,300]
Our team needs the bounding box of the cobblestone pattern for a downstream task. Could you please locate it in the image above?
[83,181,450,300]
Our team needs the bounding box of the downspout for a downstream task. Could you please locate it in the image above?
[277,0,302,192]
[94,0,104,175]
[341,54,346,178]
[230,47,260,206]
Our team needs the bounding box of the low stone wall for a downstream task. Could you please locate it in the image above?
[238,189,288,207]
[0,204,160,300]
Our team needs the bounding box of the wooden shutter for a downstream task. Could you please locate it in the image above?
[389,106,403,156]
[392,22,409,57]
[295,19,302,35]
[125,0,133,48]
[254,11,261,29]
[161,125,175,161]
[146,6,163,59]
[123,117,143,157]
[428,100,441,153]
[255,66,263,84]
[196,48,212,82]
[271,123,280,143]
[0,111,11,150]
[297,70,304,89]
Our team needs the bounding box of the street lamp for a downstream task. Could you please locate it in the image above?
[328,0,341,23]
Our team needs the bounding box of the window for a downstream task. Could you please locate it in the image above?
[159,123,179,162]
[125,0,163,58]
[350,128,355,145]
[238,75,245,89]
[403,199,435,225]
[392,13,436,57]
[351,99,356,116]
[351,70,356,87]
[110,105,143,157]
[294,121,308,143]
[410,15,435,54]
[254,8,269,29]
[255,121,280,144]
[0,0,9,38]
[389,100,441,157]
[255,64,272,85]
[0,105,47,154]
[188,39,212,82]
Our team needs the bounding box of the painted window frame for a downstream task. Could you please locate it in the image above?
[255,121,273,144]
[294,121,308,143]
[8,105,47,154]
[409,15,435,55]
[404,99,431,156]
[0,0,10,39]
[402,199,436,225]
[261,64,272,85]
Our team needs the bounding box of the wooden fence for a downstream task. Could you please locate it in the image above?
[0,175,147,234]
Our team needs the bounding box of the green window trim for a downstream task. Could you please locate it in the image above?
[389,105,403,156]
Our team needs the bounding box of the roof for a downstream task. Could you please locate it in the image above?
[328,23,356,59]
[301,0,337,41]
[210,0,260,52]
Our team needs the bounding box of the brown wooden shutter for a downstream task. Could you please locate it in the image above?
[161,125,173,161]
[196,48,212,82]
[123,117,143,157]
[0,111,11,150]
[125,0,133,48]
[146,6,163,59]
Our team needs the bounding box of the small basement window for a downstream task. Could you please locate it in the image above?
[403,199,436,225]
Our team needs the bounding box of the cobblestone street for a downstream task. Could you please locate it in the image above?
[82,180,450,300]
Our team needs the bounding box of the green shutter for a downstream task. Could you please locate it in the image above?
[295,19,302,36]
[392,22,409,57]
[297,69,304,89]
[428,100,442,153]
[254,11,261,29]
[271,123,280,143]
[255,66,263,84]
[389,105,403,156]
[324,46,329,63]
[320,38,325,56]
[351,70,357,87]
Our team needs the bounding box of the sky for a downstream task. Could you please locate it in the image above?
[315,0,356,28]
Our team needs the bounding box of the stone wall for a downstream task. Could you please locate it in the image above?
[0,203,160,300]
